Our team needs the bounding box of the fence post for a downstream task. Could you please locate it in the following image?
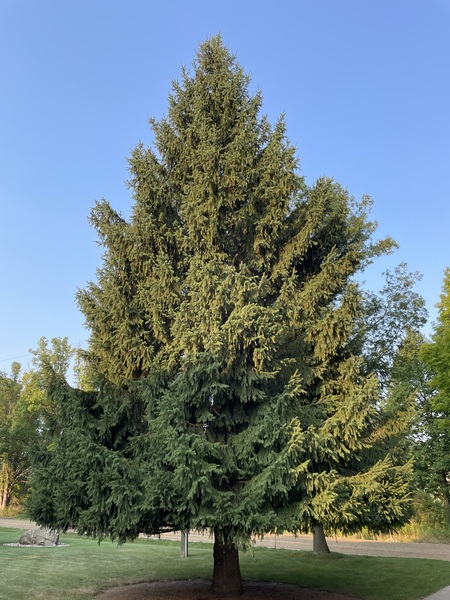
[181,530,189,557]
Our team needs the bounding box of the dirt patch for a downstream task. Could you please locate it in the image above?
[95,579,360,600]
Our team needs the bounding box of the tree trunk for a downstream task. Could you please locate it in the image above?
[0,486,8,511]
[312,523,330,554]
[0,490,6,511]
[441,471,450,506]
[0,464,9,511]
[211,532,243,597]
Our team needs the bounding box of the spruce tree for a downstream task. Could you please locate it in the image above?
[29,37,409,595]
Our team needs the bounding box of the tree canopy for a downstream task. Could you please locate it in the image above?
[0,338,76,512]
[420,268,450,506]
[421,268,450,421]
[0,363,30,511]
[28,36,413,595]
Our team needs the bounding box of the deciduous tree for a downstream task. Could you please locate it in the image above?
[358,263,427,391]
[0,338,76,512]
[21,336,76,415]
[420,268,450,504]
[0,363,33,510]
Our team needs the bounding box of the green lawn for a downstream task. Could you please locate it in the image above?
[1,527,449,600]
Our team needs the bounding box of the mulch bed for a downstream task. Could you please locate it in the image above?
[95,579,361,600]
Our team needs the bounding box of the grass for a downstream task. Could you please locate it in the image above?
[1,527,450,600]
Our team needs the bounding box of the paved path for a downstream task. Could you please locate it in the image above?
[0,517,36,530]
[2,518,450,599]
[158,529,450,562]
[425,588,450,600]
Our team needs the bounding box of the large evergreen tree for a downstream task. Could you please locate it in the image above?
[29,37,410,595]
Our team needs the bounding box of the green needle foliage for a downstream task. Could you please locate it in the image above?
[28,36,412,595]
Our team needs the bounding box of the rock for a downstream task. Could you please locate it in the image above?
[19,526,60,546]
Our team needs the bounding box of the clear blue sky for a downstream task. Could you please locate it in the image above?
[1,0,449,375]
